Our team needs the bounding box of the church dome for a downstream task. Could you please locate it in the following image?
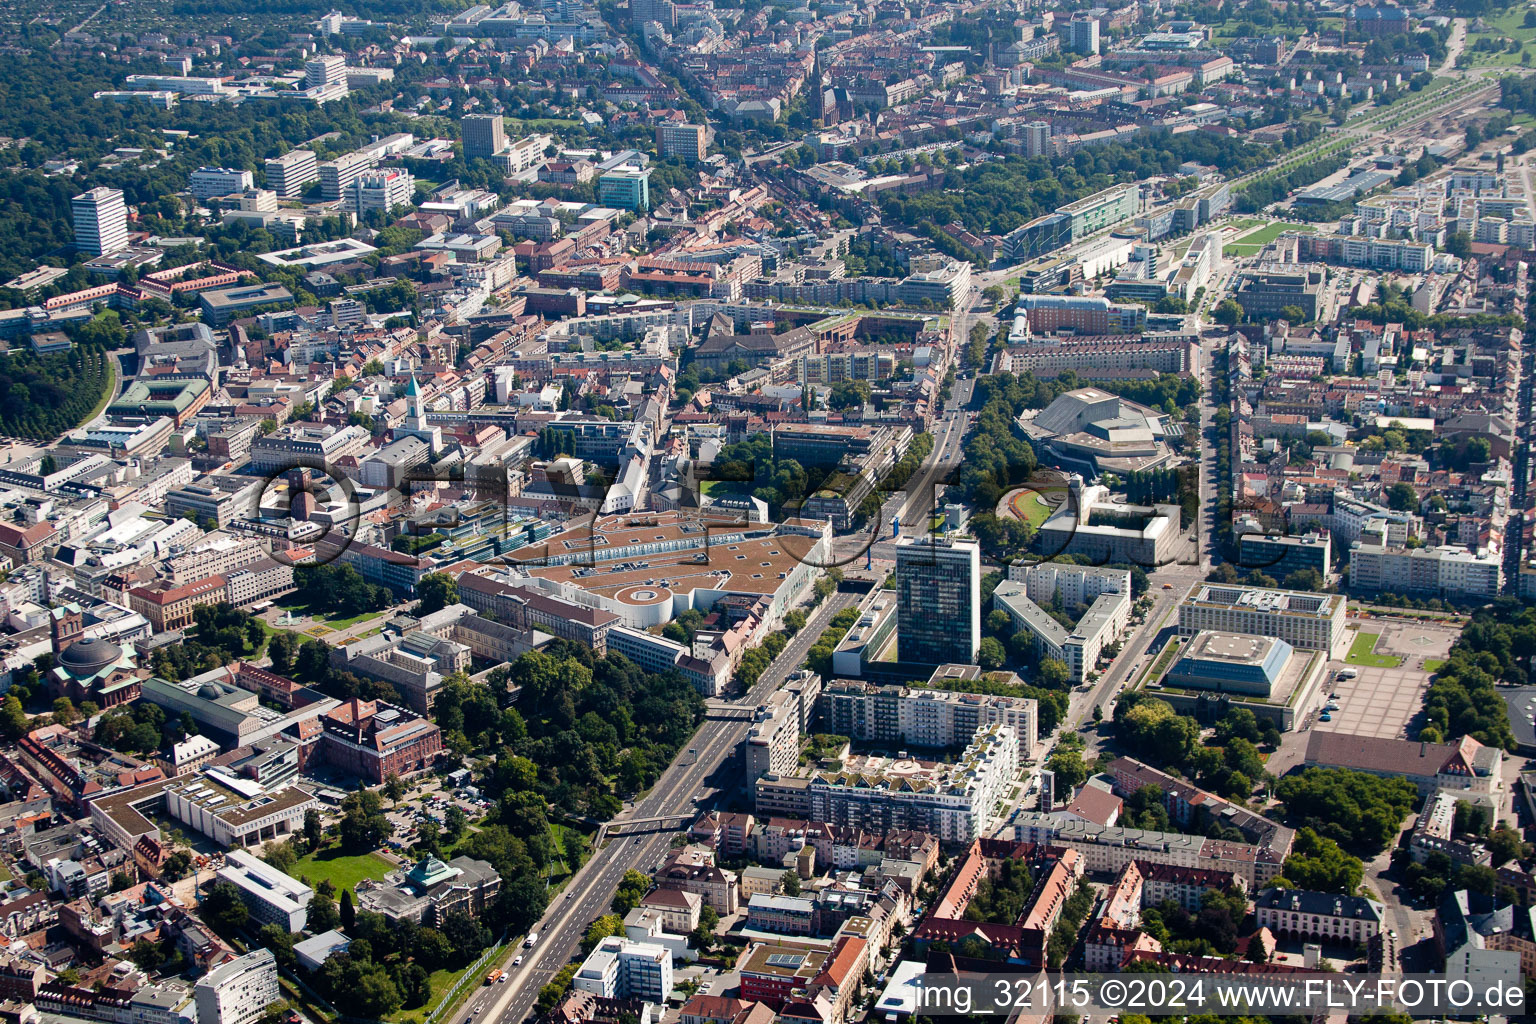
[57,637,122,678]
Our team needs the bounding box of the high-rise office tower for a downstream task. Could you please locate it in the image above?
[72,187,129,256]
[265,150,319,199]
[656,123,708,163]
[463,114,507,160]
[305,54,346,89]
[895,535,980,666]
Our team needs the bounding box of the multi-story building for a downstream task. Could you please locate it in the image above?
[189,167,255,201]
[463,114,506,160]
[164,481,261,529]
[804,723,1019,844]
[1293,233,1432,273]
[248,424,370,472]
[817,682,1038,752]
[1234,265,1325,321]
[319,152,374,202]
[1304,732,1503,806]
[350,168,415,217]
[224,558,295,608]
[1069,15,1100,53]
[216,849,313,931]
[574,937,674,1004]
[72,188,129,257]
[354,854,501,926]
[992,564,1132,683]
[194,949,279,1024]
[1349,537,1503,601]
[1012,813,1285,888]
[1237,532,1332,578]
[655,847,740,914]
[321,698,442,783]
[745,674,823,781]
[304,54,346,89]
[128,575,227,633]
[1177,583,1346,652]
[656,123,708,162]
[264,150,319,199]
[1254,888,1384,943]
[598,167,651,212]
[1137,862,1245,912]
[895,536,980,666]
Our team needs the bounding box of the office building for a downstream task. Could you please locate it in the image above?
[350,168,415,217]
[189,167,255,201]
[305,54,347,89]
[72,188,130,257]
[894,536,979,666]
[1234,265,1325,321]
[216,848,313,931]
[1178,583,1346,652]
[1237,532,1332,578]
[194,948,279,1024]
[265,150,319,199]
[319,152,374,202]
[463,114,507,160]
[656,123,708,162]
[574,936,674,1004]
[598,166,652,212]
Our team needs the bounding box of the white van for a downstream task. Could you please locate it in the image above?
[1337,668,1358,679]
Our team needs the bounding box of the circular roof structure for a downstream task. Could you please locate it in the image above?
[57,637,122,677]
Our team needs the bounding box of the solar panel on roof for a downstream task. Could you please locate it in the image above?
[766,953,803,968]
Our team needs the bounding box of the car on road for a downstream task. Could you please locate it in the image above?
[513,955,524,967]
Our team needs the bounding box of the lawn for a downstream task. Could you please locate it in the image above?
[1424,658,1448,673]
[275,596,386,630]
[1346,631,1405,668]
[1225,221,1314,257]
[290,845,394,893]
[1004,487,1056,528]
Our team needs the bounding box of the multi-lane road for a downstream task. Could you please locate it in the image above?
[474,589,860,1024]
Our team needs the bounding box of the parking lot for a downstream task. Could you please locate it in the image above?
[1313,621,1460,741]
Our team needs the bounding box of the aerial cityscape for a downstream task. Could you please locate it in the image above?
[0,0,1533,1021]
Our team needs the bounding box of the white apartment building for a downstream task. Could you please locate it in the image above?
[350,168,415,217]
[1349,536,1503,600]
[194,948,280,1024]
[319,152,375,202]
[189,167,255,201]
[818,681,1038,751]
[265,150,319,198]
[993,564,1132,683]
[573,937,674,1005]
[216,848,313,931]
[807,723,1019,844]
[72,188,130,257]
[1178,583,1346,652]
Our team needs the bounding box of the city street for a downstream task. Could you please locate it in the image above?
[475,589,860,1024]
